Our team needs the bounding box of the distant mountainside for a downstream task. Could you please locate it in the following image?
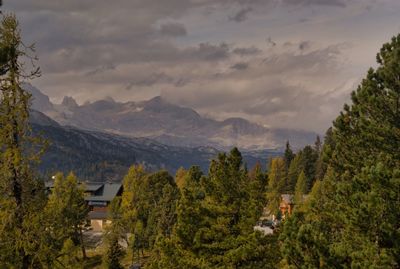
[25,84,317,150]
[30,110,281,182]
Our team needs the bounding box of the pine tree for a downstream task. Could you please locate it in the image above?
[247,162,267,221]
[149,149,281,268]
[293,171,306,206]
[286,154,302,193]
[315,128,335,181]
[175,166,188,190]
[280,34,400,268]
[121,164,148,263]
[266,157,286,215]
[104,197,126,269]
[283,141,294,170]
[44,172,89,264]
[0,13,45,268]
[298,145,318,192]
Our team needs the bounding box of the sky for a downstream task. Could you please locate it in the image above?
[6,0,400,133]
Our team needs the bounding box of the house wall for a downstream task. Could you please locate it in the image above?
[91,219,112,232]
[92,206,108,212]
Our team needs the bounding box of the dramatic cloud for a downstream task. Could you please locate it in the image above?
[5,0,400,132]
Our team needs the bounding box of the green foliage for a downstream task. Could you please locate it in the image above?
[104,197,126,269]
[56,239,82,269]
[284,141,295,170]
[315,128,334,181]
[0,13,46,268]
[104,236,125,269]
[297,145,318,192]
[293,171,306,206]
[286,154,302,193]
[148,148,280,269]
[44,172,89,265]
[266,157,286,214]
[120,165,180,265]
[175,167,188,190]
[280,34,400,268]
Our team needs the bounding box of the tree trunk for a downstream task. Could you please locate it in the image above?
[79,228,87,259]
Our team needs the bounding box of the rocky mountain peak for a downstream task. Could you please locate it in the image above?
[61,96,78,108]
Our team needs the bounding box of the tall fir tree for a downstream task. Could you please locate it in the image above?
[283,141,294,170]
[44,172,89,265]
[103,197,126,269]
[266,157,286,215]
[280,34,400,268]
[0,13,45,268]
[293,171,306,206]
[286,154,302,193]
[121,164,148,263]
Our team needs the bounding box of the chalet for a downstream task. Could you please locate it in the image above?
[45,181,123,232]
[280,194,294,217]
[85,183,123,231]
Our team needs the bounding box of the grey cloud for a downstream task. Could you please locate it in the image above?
[126,73,174,88]
[159,22,187,37]
[161,41,351,132]
[229,7,253,22]
[262,44,343,74]
[233,46,262,56]
[6,0,384,132]
[282,0,347,7]
[85,64,117,77]
[189,43,231,61]
[125,72,189,89]
[231,62,249,70]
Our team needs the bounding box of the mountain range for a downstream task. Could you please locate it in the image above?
[30,110,282,182]
[26,84,316,151]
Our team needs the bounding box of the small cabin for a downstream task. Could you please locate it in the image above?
[280,194,294,217]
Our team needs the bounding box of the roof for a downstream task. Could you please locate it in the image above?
[85,183,122,202]
[85,184,103,192]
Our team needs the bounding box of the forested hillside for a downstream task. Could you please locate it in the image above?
[31,110,281,181]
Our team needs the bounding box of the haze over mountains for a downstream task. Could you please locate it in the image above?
[30,110,282,181]
[27,84,316,150]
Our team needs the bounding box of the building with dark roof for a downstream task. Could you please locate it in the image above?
[84,183,123,231]
[45,181,123,231]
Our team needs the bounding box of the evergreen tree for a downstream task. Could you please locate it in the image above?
[286,154,302,193]
[315,128,335,181]
[121,165,148,264]
[104,197,126,269]
[144,171,180,249]
[266,157,286,215]
[283,141,294,170]
[281,34,400,268]
[56,239,82,269]
[44,172,89,264]
[120,167,180,265]
[149,149,281,268]
[175,166,188,190]
[247,162,267,221]
[0,13,45,268]
[293,171,306,206]
[298,145,318,192]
